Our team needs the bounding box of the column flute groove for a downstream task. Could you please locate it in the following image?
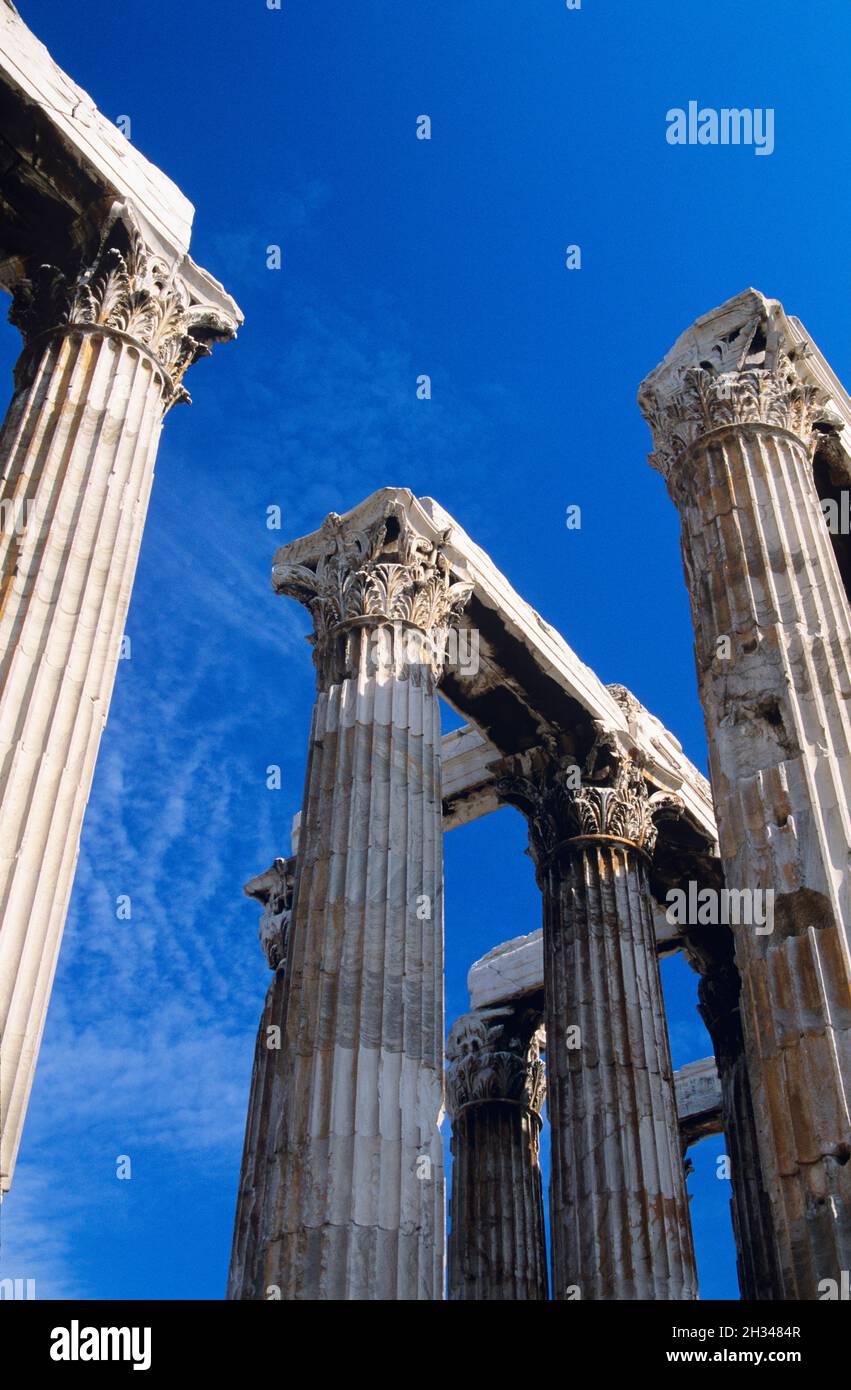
[500,736,698,1300]
[640,292,851,1297]
[446,1004,548,1301]
[228,501,472,1299]
[0,205,240,1190]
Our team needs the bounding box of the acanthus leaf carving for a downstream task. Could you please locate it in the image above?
[8,204,238,410]
[498,731,683,867]
[640,349,825,481]
[245,857,296,973]
[445,1006,546,1119]
[272,503,474,682]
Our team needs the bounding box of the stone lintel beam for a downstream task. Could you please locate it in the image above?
[276,489,717,849]
[468,931,549,1010]
[0,3,241,325]
[440,723,504,829]
[467,925,676,1013]
[675,1056,725,1148]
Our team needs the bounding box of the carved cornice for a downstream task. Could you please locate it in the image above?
[640,350,825,481]
[445,1006,545,1120]
[497,732,682,869]
[272,503,474,685]
[8,204,238,409]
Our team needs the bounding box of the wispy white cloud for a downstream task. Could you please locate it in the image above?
[0,1170,90,1301]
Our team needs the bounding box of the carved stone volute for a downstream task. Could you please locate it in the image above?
[445,1005,545,1121]
[497,731,683,873]
[9,203,238,408]
[272,503,474,688]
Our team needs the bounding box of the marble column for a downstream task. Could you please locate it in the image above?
[499,737,698,1300]
[639,291,851,1298]
[234,503,472,1300]
[0,204,239,1191]
[446,1004,548,1301]
[227,857,295,1300]
[695,936,783,1300]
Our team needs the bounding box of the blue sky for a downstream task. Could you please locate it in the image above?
[1,0,849,1300]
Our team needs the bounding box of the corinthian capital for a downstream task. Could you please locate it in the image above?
[498,733,682,867]
[9,202,240,408]
[445,1006,545,1120]
[272,501,473,686]
[244,857,295,973]
[638,289,835,481]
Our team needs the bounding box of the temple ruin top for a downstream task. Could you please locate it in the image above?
[273,487,718,865]
[638,287,851,480]
[0,0,241,326]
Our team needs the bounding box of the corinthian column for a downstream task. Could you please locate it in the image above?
[694,935,783,1300]
[446,1005,547,1301]
[227,858,295,1301]
[639,290,851,1298]
[0,204,239,1192]
[235,501,472,1300]
[499,737,698,1300]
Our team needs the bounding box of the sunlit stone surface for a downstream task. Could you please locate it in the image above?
[0,4,240,1193]
[640,288,851,1300]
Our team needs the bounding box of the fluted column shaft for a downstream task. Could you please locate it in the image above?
[641,312,851,1298]
[500,744,698,1300]
[233,505,472,1300]
[228,858,294,1299]
[446,1006,548,1301]
[0,210,238,1192]
[228,969,288,1299]
[260,628,443,1299]
[545,843,696,1299]
[0,325,164,1192]
[697,945,783,1300]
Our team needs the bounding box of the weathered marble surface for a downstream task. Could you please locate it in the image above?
[640,288,851,1299]
[227,859,294,1298]
[499,738,698,1300]
[446,1005,548,1301]
[694,935,783,1300]
[230,501,472,1299]
[0,5,241,1192]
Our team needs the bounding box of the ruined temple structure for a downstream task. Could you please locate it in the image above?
[230,289,851,1301]
[0,3,847,1314]
[0,4,240,1192]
